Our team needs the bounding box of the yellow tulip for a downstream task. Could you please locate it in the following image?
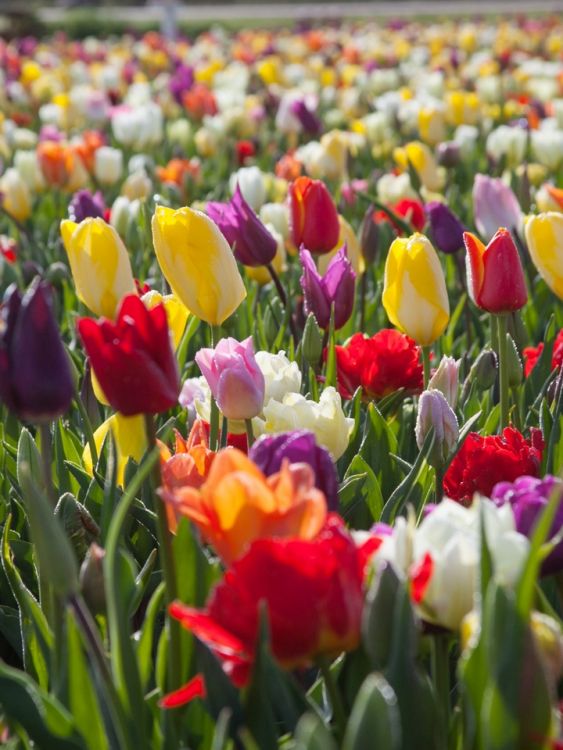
[418,106,446,146]
[393,141,445,192]
[382,233,450,346]
[524,213,563,299]
[318,215,365,276]
[151,205,246,326]
[60,217,136,318]
[141,290,190,349]
[0,168,31,223]
[446,91,481,126]
[83,413,146,488]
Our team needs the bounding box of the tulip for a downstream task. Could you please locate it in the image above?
[472,174,522,241]
[249,430,339,510]
[290,98,322,135]
[318,215,365,276]
[531,129,563,171]
[382,233,450,346]
[418,106,446,146]
[486,125,527,168]
[77,294,180,417]
[159,420,215,494]
[299,246,356,330]
[68,189,106,223]
[37,141,74,189]
[83,413,146,488]
[228,166,267,211]
[161,515,363,705]
[425,201,465,254]
[141,291,189,350]
[206,185,277,267]
[0,168,32,222]
[60,217,137,318]
[195,337,265,420]
[257,386,354,460]
[0,280,74,422]
[491,475,563,575]
[151,205,246,326]
[254,350,302,404]
[463,228,527,313]
[110,196,141,237]
[415,389,459,469]
[160,447,327,564]
[13,150,45,192]
[428,355,460,408]
[289,176,340,254]
[393,141,445,192]
[94,146,123,186]
[524,212,563,299]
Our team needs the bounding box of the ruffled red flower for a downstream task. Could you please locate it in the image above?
[523,329,563,377]
[443,427,544,504]
[334,329,423,400]
[160,515,363,708]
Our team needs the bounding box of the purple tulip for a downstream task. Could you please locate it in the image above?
[290,99,321,135]
[426,201,465,254]
[299,245,356,330]
[491,475,563,575]
[249,430,339,510]
[0,280,74,422]
[472,174,522,241]
[195,337,265,420]
[169,64,194,104]
[68,190,106,223]
[207,185,277,267]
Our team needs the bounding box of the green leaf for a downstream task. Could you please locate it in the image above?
[342,673,401,750]
[66,612,109,750]
[293,712,337,750]
[136,581,165,690]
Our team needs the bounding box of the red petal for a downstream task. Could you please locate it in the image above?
[159,674,206,709]
[410,552,434,604]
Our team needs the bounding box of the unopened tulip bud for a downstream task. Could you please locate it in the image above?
[506,334,523,387]
[360,205,380,265]
[55,493,99,560]
[302,313,323,364]
[415,389,459,468]
[80,543,106,615]
[472,348,498,390]
[428,355,460,408]
[436,141,461,168]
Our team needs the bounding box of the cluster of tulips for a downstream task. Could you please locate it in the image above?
[0,13,562,750]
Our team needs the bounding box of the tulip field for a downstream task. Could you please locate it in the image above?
[1,11,563,749]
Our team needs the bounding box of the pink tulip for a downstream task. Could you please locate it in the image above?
[472,174,522,241]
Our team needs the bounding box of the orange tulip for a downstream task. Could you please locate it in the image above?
[73,130,105,172]
[159,447,327,564]
[37,141,74,188]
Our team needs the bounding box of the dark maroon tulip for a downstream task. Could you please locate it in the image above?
[0,279,74,422]
[491,475,563,575]
[68,189,106,222]
[207,185,277,267]
[299,245,356,330]
[426,201,465,255]
[249,430,339,510]
[290,99,321,135]
[360,205,380,265]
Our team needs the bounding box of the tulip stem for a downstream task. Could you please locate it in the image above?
[496,314,510,431]
[431,635,450,742]
[220,416,228,449]
[39,422,57,510]
[209,398,220,452]
[422,347,432,389]
[357,192,413,236]
[435,465,444,503]
[244,419,255,448]
[143,414,182,698]
[318,656,346,742]
[266,262,299,343]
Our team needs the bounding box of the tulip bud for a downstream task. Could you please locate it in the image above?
[524,212,563,300]
[55,493,99,561]
[68,189,106,222]
[0,168,32,222]
[302,313,323,364]
[300,245,356,331]
[436,141,461,168]
[415,389,459,468]
[360,205,380,265]
[428,355,460,408]
[263,297,284,347]
[472,348,498,390]
[506,334,523,387]
[425,201,465,255]
[80,543,106,615]
[289,176,340,255]
[94,146,123,186]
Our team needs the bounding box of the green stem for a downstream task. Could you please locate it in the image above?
[267,262,299,343]
[209,325,221,451]
[74,393,98,468]
[220,416,228,449]
[245,419,255,448]
[318,656,346,743]
[39,422,56,509]
[422,346,432,389]
[143,415,182,696]
[357,192,414,235]
[435,465,444,503]
[496,314,510,431]
[431,636,450,742]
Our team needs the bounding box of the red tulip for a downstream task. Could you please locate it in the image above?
[77,294,180,416]
[289,176,340,254]
[160,515,363,707]
[464,227,527,313]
